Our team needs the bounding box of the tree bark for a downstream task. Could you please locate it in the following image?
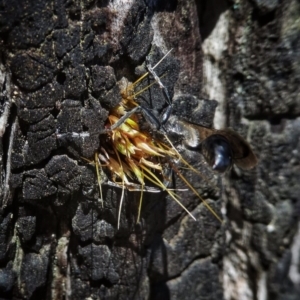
[0,0,299,299]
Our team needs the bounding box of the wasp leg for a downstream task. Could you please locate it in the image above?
[146,62,173,125]
[101,105,162,134]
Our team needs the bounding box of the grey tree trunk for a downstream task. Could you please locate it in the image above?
[0,0,299,299]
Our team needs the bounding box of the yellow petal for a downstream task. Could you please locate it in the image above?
[126,158,144,184]
[125,117,139,131]
[134,138,164,156]
[140,158,162,170]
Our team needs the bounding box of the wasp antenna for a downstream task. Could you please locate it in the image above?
[130,49,174,88]
[132,73,168,98]
[152,48,173,70]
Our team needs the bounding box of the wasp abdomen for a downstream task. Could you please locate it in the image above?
[201,135,233,173]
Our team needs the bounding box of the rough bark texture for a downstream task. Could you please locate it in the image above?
[0,0,299,299]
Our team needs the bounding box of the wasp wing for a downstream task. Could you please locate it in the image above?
[216,129,258,170]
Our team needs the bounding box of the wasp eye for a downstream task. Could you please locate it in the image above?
[201,135,233,173]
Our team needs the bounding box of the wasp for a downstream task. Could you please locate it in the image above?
[95,49,258,227]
